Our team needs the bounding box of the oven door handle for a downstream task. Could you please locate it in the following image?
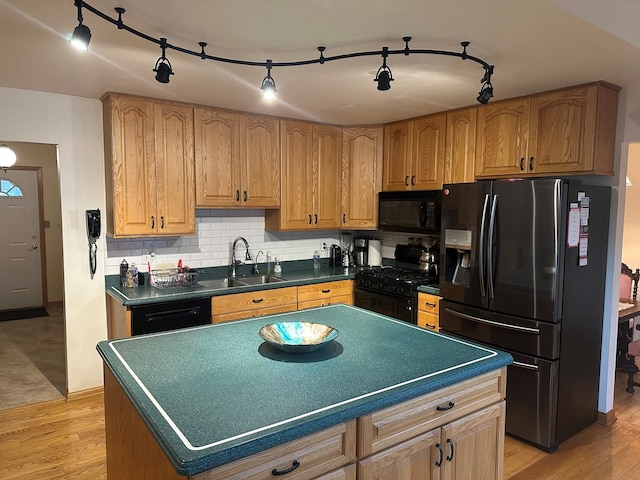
[444,308,541,334]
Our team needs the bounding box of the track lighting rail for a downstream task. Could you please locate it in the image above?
[72,0,495,102]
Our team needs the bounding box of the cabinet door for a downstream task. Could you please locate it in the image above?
[239,114,280,207]
[382,120,412,191]
[529,85,595,174]
[314,124,343,229]
[476,98,530,178]
[411,114,445,190]
[194,108,241,207]
[444,107,477,184]
[154,101,196,235]
[342,126,383,229]
[357,429,441,480]
[280,120,314,229]
[104,95,157,236]
[440,402,505,480]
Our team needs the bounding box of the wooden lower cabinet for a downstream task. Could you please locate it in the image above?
[104,366,506,480]
[211,286,298,323]
[298,280,353,310]
[417,292,441,331]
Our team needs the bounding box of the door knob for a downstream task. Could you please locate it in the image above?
[31,244,39,250]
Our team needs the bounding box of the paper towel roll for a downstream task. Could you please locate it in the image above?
[368,240,382,266]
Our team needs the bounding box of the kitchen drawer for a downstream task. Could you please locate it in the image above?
[417,311,439,331]
[357,367,506,456]
[417,292,440,315]
[297,280,353,303]
[193,420,356,480]
[212,304,298,324]
[298,294,352,310]
[211,287,298,316]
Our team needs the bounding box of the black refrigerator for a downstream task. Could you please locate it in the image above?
[438,178,610,451]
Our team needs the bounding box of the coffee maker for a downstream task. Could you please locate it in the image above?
[353,238,369,266]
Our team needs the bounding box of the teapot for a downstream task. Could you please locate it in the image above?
[419,250,438,276]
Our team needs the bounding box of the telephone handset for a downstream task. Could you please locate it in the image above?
[86,209,101,278]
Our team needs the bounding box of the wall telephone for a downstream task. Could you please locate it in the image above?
[86,209,101,278]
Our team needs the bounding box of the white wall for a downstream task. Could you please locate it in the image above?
[0,87,107,393]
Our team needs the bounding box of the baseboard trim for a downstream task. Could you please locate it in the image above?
[597,409,617,426]
[67,386,104,402]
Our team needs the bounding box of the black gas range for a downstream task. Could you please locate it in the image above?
[353,245,438,324]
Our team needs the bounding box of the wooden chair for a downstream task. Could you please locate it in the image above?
[619,263,640,393]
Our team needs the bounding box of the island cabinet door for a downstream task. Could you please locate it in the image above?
[440,401,506,480]
[357,429,441,480]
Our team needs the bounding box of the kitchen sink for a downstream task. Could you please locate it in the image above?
[198,275,285,289]
[234,275,285,285]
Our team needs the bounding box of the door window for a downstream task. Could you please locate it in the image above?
[0,178,23,197]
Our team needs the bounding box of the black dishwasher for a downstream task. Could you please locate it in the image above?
[130,298,211,336]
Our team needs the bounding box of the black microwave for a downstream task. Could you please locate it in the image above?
[378,190,441,234]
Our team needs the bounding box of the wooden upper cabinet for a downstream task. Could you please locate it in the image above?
[194,108,241,207]
[444,107,477,184]
[266,120,341,231]
[383,114,445,191]
[382,120,412,191]
[196,110,280,208]
[102,93,195,237]
[475,97,530,178]
[239,114,281,207]
[476,82,619,178]
[342,126,383,230]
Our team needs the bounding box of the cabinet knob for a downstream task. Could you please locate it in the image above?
[411,175,415,186]
[272,460,300,476]
[314,214,318,224]
[529,156,534,171]
[252,298,264,304]
[405,175,409,186]
[160,216,164,229]
[236,190,240,202]
[519,157,525,171]
[343,213,346,224]
[243,191,248,202]
[151,216,155,229]
[309,214,312,224]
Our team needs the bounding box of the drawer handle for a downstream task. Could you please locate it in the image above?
[272,460,300,476]
[446,438,454,462]
[252,298,264,304]
[322,289,331,293]
[436,401,455,411]
[425,302,436,308]
[435,443,443,467]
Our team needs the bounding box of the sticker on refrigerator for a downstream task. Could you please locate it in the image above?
[567,203,580,248]
[578,194,590,266]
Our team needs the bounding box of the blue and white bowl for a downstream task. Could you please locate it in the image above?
[259,321,339,353]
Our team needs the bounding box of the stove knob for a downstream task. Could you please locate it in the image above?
[398,286,406,295]
[377,282,384,289]
[365,279,372,287]
[389,285,396,293]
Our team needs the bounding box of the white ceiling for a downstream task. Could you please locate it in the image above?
[1,0,640,125]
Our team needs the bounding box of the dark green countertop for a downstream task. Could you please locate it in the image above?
[96,304,512,476]
[417,284,441,295]
[106,265,358,307]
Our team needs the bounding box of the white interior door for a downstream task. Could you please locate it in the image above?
[0,170,43,310]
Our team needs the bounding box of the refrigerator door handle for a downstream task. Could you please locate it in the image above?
[487,194,498,298]
[479,194,490,298]
[444,307,541,334]
[512,360,540,371]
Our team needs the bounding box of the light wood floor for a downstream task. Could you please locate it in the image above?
[1,372,640,480]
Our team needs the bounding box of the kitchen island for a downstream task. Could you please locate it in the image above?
[97,304,512,479]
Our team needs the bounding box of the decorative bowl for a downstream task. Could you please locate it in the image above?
[259,321,339,353]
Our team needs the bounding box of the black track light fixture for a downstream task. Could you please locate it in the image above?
[261,59,277,99]
[70,2,496,103]
[153,38,174,84]
[374,47,394,91]
[70,0,91,51]
[477,65,494,104]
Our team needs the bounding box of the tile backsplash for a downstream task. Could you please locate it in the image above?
[104,209,414,275]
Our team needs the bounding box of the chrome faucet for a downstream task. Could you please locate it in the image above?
[231,237,251,277]
[253,250,264,275]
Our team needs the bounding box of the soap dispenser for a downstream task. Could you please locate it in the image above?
[273,257,282,274]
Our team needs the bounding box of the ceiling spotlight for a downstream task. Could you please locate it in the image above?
[261,59,277,99]
[477,66,494,104]
[153,38,174,84]
[374,47,394,91]
[0,145,17,172]
[70,0,91,51]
